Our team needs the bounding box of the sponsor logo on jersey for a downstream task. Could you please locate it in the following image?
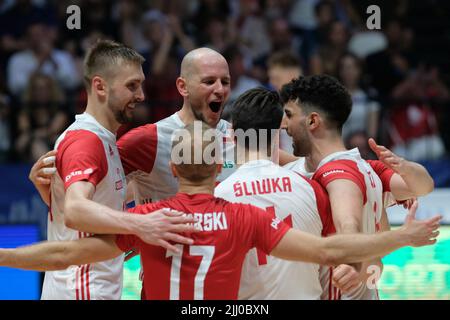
[270,217,282,230]
[322,169,345,177]
[185,212,228,231]
[65,168,93,182]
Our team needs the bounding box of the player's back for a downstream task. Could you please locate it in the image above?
[215,159,334,299]
[44,112,126,300]
[116,193,289,300]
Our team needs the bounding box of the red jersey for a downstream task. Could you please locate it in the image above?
[115,193,290,300]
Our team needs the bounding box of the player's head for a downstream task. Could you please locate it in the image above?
[83,39,145,124]
[231,87,283,156]
[267,50,303,91]
[177,47,231,128]
[170,122,222,185]
[280,75,352,157]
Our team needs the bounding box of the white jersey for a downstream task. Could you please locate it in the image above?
[43,113,126,300]
[118,113,236,204]
[284,148,394,300]
[215,159,335,299]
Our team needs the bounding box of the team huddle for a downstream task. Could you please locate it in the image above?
[0,40,440,300]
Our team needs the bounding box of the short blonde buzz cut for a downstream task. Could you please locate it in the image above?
[83,39,145,92]
[171,122,222,183]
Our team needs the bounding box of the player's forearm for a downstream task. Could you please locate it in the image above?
[64,198,138,235]
[322,230,410,265]
[396,161,434,197]
[0,242,71,271]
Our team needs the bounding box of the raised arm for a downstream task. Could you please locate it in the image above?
[270,205,440,265]
[0,235,121,271]
[368,138,434,199]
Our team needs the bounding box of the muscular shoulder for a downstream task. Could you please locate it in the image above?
[117,124,158,175]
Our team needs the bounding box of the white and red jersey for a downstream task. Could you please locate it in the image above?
[118,113,236,205]
[285,149,395,300]
[215,159,335,299]
[42,112,127,300]
[115,193,290,300]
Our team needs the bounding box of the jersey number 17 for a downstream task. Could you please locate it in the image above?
[166,245,215,300]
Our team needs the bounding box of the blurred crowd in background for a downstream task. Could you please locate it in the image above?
[0,0,450,165]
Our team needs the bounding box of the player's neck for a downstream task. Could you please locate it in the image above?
[178,180,215,195]
[305,135,346,172]
[236,146,272,167]
[85,102,120,134]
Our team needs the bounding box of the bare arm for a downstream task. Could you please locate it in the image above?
[270,208,440,265]
[326,179,364,234]
[0,235,121,271]
[64,181,197,251]
[369,138,434,199]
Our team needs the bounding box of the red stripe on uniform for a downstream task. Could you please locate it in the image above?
[329,268,333,300]
[86,264,91,300]
[49,189,53,222]
[75,268,80,300]
[80,265,85,300]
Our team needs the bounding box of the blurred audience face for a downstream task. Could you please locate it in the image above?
[269,18,292,50]
[269,65,302,91]
[30,75,53,105]
[315,1,334,27]
[206,17,227,40]
[143,20,165,46]
[239,0,260,16]
[339,54,361,89]
[328,21,347,47]
[27,23,51,51]
[385,21,403,47]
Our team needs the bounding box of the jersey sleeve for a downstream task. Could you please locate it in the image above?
[56,130,108,190]
[115,234,139,252]
[238,204,290,254]
[117,124,158,176]
[312,160,367,204]
[367,160,395,192]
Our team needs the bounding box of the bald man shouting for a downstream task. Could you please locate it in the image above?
[116,47,235,205]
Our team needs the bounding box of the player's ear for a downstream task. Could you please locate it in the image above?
[216,163,222,174]
[176,77,188,97]
[308,112,320,130]
[170,161,178,178]
[92,76,107,98]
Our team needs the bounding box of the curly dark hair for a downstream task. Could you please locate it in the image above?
[231,87,284,149]
[280,75,352,132]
